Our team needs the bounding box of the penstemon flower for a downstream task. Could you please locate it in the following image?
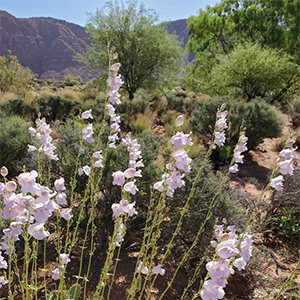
[229,132,248,174]
[201,223,253,300]
[270,137,298,191]
[214,104,228,148]
[28,117,59,161]
[154,118,193,197]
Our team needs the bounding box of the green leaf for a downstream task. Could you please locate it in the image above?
[69,283,81,300]
[47,292,57,300]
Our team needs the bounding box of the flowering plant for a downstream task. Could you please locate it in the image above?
[0,47,299,300]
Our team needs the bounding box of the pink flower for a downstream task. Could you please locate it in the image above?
[153,181,164,192]
[18,170,39,194]
[171,132,193,147]
[214,131,226,147]
[5,181,17,192]
[280,147,297,160]
[110,63,121,73]
[60,253,71,265]
[60,208,73,220]
[112,171,125,185]
[270,175,284,191]
[106,104,115,116]
[28,145,37,152]
[124,168,136,178]
[28,223,50,240]
[54,178,66,191]
[152,264,165,276]
[123,181,139,195]
[82,123,94,143]
[200,279,225,300]
[229,164,239,174]
[278,159,294,175]
[216,118,228,130]
[56,192,67,205]
[81,109,93,119]
[52,268,60,280]
[82,166,91,176]
[0,276,8,288]
[233,257,246,271]
[137,262,149,275]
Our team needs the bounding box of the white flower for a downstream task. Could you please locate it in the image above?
[270,175,284,191]
[60,253,71,265]
[278,159,294,175]
[81,109,93,119]
[28,223,50,240]
[229,164,239,174]
[82,166,91,176]
[152,264,165,276]
[52,268,60,280]
[60,208,73,220]
[5,181,17,192]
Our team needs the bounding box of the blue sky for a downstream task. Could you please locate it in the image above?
[1,0,221,26]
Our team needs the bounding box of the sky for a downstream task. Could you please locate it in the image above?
[0,0,221,27]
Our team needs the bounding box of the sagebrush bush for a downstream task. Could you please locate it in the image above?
[287,95,300,128]
[32,96,82,121]
[0,116,31,175]
[169,157,246,235]
[0,98,35,121]
[190,97,284,150]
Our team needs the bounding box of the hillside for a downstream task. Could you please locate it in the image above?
[0,11,191,81]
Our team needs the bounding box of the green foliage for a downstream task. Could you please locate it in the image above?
[129,114,152,133]
[273,208,300,240]
[169,157,246,234]
[190,97,284,150]
[0,98,35,121]
[68,284,81,300]
[0,116,31,175]
[287,95,300,128]
[77,0,185,99]
[210,43,297,100]
[32,96,82,122]
[0,51,34,95]
[63,75,82,86]
[186,0,300,93]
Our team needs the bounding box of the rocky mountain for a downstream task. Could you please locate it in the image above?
[0,11,191,81]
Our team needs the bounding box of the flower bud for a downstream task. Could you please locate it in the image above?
[175,115,184,127]
[0,166,8,177]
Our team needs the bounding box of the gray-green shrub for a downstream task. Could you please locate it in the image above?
[190,97,284,150]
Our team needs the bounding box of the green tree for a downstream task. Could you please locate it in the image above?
[210,43,297,99]
[0,51,34,95]
[186,0,300,92]
[78,0,185,99]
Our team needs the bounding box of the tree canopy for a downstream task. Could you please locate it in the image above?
[210,43,297,100]
[185,0,300,93]
[0,51,34,95]
[78,0,185,99]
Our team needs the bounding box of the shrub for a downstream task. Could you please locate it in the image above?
[0,115,31,175]
[287,95,300,128]
[129,114,153,133]
[58,89,80,101]
[210,43,297,100]
[0,98,35,121]
[190,97,284,150]
[32,96,82,121]
[64,75,82,85]
[169,157,246,235]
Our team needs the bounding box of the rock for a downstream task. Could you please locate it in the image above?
[0,10,91,81]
